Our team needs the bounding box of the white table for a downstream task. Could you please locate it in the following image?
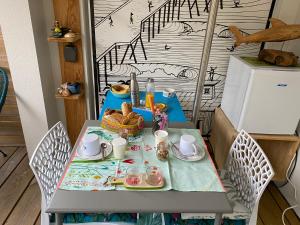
[47,120,232,225]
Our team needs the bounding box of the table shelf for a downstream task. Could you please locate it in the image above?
[55,92,83,100]
[48,34,81,43]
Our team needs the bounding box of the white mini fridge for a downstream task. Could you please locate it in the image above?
[221,56,300,135]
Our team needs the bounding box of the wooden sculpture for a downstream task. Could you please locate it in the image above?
[229,18,300,66]
[101,102,144,136]
[229,18,300,47]
[258,49,298,67]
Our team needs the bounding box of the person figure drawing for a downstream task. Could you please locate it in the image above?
[109,16,113,26]
[130,12,134,24]
[148,1,153,12]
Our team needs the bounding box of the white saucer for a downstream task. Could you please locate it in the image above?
[171,142,205,162]
[77,141,113,160]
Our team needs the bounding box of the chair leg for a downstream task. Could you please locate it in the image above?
[214,213,222,225]
[0,149,7,157]
[248,203,259,225]
[55,213,64,225]
[41,198,50,225]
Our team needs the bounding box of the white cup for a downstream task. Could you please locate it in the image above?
[82,134,100,156]
[179,134,196,156]
[163,88,175,98]
[154,130,169,147]
[112,137,127,159]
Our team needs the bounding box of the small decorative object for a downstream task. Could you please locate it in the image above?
[156,142,169,161]
[57,82,81,97]
[152,111,168,134]
[64,30,76,39]
[154,103,167,112]
[111,84,130,98]
[51,20,69,38]
[67,82,80,94]
[229,18,300,47]
[101,102,144,136]
[53,20,62,35]
[258,49,298,67]
[57,82,71,97]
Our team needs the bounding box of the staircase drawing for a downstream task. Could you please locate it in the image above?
[95,0,208,86]
[93,0,273,134]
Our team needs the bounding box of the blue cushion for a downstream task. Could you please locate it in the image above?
[0,68,8,112]
[63,213,137,224]
[164,213,246,225]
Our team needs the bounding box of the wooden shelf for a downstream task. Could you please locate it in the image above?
[55,92,83,100]
[48,33,81,43]
[209,108,300,181]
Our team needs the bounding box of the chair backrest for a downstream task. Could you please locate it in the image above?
[29,121,72,206]
[0,68,8,112]
[224,130,274,211]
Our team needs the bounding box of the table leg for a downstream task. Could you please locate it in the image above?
[55,213,64,225]
[214,213,222,225]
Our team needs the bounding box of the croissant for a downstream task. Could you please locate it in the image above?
[101,106,144,136]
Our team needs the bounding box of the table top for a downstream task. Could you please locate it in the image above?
[46,120,232,214]
[99,91,187,122]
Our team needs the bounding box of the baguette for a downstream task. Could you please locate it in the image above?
[121,102,132,116]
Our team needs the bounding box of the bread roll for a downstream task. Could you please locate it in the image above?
[137,116,144,128]
[127,112,136,119]
[110,112,123,123]
[121,102,132,116]
[121,117,130,125]
[128,118,138,125]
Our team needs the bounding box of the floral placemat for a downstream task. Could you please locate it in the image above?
[58,127,224,192]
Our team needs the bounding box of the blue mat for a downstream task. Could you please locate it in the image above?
[99,91,187,122]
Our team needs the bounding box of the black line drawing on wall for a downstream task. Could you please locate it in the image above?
[91,0,275,134]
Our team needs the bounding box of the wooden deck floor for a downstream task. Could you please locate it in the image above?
[0,146,299,225]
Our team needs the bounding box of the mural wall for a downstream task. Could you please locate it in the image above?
[92,0,275,134]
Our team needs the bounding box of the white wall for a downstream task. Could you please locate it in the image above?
[267,0,300,217]
[0,0,65,158]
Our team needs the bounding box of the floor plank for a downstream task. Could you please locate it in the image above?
[0,121,22,128]
[259,185,291,225]
[34,213,41,225]
[257,216,264,225]
[4,179,41,225]
[1,105,19,115]
[268,183,300,225]
[0,135,25,146]
[0,156,34,224]
[0,147,26,187]
[0,147,18,168]
[0,126,23,136]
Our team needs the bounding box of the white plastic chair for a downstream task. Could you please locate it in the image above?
[182,130,274,225]
[30,121,72,225]
[30,122,137,225]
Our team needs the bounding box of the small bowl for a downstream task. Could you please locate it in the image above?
[67,82,81,94]
[111,84,130,99]
[110,90,130,99]
[163,88,175,98]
